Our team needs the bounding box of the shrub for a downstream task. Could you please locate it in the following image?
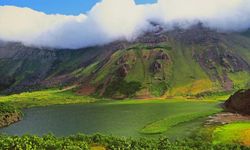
[0,134,249,150]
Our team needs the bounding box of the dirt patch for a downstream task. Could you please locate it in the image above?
[135,95,153,99]
[205,112,250,126]
[134,89,153,99]
[221,72,233,91]
[77,85,96,95]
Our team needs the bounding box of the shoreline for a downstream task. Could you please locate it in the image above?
[0,112,22,128]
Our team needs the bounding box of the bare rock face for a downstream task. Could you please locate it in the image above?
[196,47,249,91]
[225,89,250,115]
[117,54,129,65]
[156,50,170,61]
[117,64,130,77]
[152,61,162,73]
[198,49,249,73]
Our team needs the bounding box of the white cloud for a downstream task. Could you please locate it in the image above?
[0,6,86,46]
[0,0,250,49]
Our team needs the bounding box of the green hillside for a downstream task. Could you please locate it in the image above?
[0,27,250,98]
[80,30,250,98]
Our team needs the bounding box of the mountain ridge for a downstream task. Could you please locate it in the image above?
[0,25,250,98]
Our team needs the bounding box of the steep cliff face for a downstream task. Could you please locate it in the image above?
[0,26,250,98]
[225,89,250,115]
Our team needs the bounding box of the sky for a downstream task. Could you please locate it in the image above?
[1,0,250,49]
[0,0,157,15]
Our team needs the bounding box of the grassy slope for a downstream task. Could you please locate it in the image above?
[125,46,171,96]
[213,122,250,146]
[167,42,215,96]
[0,103,20,116]
[225,37,250,90]
[91,43,219,97]
[228,71,250,89]
[125,49,146,83]
[89,41,249,98]
[71,61,99,78]
[93,50,123,83]
[0,59,49,86]
[1,38,249,98]
[0,89,96,108]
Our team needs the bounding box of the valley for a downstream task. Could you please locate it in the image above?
[0,26,250,149]
[1,1,250,149]
[0,88,249,149]
[0,94,222,138]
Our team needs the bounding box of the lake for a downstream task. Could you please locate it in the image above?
[0,100,219,138]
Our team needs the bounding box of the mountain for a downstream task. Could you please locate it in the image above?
[0,25,250,98]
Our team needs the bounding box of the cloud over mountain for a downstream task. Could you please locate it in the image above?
[0,0,250,49]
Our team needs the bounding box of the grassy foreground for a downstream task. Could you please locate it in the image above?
[213,122,250,146]
[0,134,249,150]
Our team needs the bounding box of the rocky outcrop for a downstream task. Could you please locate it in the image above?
[117,54,129,65]
[0,112,22,128]
[225,89,250,115]
[151,61,162,73]
[205,112,250,126]
[196,47,249,91]
[156,50,170,61]
[117,64,130,77]
[167,23,220,44]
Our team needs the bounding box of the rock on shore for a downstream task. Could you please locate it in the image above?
[225,89,250,115]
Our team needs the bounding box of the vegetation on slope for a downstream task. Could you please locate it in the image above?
[0,103,22,128]
[88,41,250,98]
[0,89,96,108]
[1,29,250,98]
[228,71,250,90]
[104,79,141,98]
[0,103,19,115]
